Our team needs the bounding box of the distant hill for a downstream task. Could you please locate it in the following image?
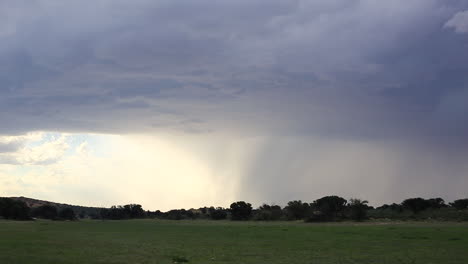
[8,196,104,218]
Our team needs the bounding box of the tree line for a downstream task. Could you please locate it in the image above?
[0,198,76,221]
[1,196,468,221]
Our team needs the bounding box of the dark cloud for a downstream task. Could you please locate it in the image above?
[0,141,23,153]
[0,1,466,139]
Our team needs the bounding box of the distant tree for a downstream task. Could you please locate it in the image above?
[166,209,184,220]
[450,199,468,210]
[376,203,403,212]
[154,210,164,218]
[200,207,208,215]
[209,207,228,220]
[185,209,196,219]
[0,198,30,220]
[401,198,430,213]
[254,204,283,221]
[59,207,77,220]
[97,204,146,220]
[230,201,252,220]
[284,201,310,220]
[110,206,127,219]
[426,198,446,209]
[123,204,146,218]
[32,205,58,220]
[312,196,347,220]
[146,210,164,218]
[78,211,86,219]
[348,198,369,221]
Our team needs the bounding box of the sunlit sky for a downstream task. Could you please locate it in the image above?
[1,1,468,210]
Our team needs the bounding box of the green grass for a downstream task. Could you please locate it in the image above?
[1,220,467,264]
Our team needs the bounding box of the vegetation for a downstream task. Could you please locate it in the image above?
[2,196,468,263]
[450,199,468,210]
[229,201,252,220]
[0,220,467,264]
[0,198,30,220]
[99,204,146,220]
[253,204,282,221]
[31,205,59,220]
[348,198,369,221]
[58,208,77,221]
[2,196,468,222]
[284,200,310,220]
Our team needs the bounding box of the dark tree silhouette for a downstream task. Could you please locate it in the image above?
[32,205,58,220]
[450,199,468,210]
[123,204,146,218]
[230,201,252,220]
[59,207,77,220]
[0,198,30,220]
[348,198,369,221]
[209,207,228,220]
[284,200,310,220]
[402,198,430,213]
[427,198,446,209]
[376,203,403,212]
[166,209,184,220]
[254,204,283,221]
[312,196,347,220]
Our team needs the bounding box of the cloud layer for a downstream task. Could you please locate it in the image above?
[1,0,467,138]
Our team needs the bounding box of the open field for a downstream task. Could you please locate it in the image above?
[1,220,467,264]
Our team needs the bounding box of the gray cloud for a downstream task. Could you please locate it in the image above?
[0,0,466,138]
[0,141,22,153]
[445,10,468,33]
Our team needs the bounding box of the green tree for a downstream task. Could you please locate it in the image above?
[254,204,283,221]
[312,196,347,220]
[284,200,309,220]
[32,204,58,220]
[230,201,252,220]
[450,199,468,210]
[427,198,446,209]
[59,207,77,220]
[0,198,30,220]
[401,198,430,213]
[209,207,227,220]
[348,198,369,221]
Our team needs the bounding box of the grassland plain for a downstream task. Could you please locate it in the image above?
[0,220,467,264]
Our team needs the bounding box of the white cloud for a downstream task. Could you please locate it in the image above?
[0,133,68,165]
[445,10,468,33]
[76,141,90,156]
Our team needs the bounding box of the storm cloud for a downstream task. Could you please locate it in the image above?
[1,0,468,207]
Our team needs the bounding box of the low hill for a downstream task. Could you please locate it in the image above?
[8,196,104,218]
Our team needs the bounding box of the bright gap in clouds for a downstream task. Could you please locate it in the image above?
[0,132,251,210]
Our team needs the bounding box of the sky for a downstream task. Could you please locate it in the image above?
[1,0,468,210]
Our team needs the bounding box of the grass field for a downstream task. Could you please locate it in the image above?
[1,220,467,264]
